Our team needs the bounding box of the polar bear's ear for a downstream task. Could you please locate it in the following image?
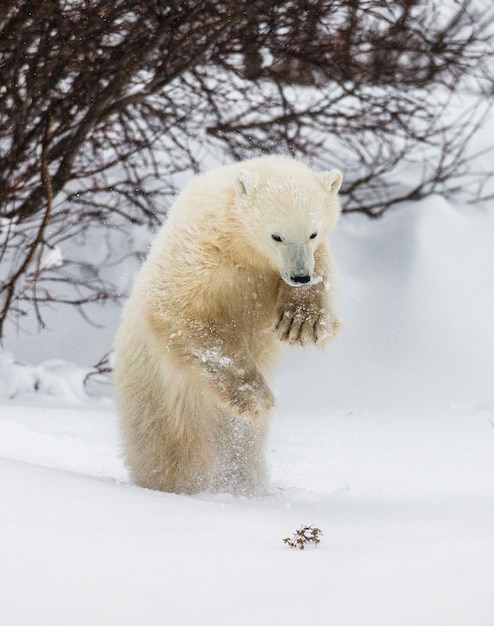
[234,170,258,197]
[317,169,343,193]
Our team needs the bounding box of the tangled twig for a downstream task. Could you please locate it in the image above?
[283,525,322,550]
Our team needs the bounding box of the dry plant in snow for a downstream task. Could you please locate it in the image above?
[283,525,323,550]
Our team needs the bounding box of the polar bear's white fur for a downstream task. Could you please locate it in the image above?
[113,156,342,494]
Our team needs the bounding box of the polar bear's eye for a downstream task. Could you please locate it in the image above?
[271,235,283,242]
[309,232,318,240]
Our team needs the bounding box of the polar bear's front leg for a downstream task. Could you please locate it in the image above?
[274,246,342,346]
[159,321,274,418]
[194,346,275,418]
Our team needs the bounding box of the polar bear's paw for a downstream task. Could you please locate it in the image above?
[275,306,342,346]
[216,368,275,418]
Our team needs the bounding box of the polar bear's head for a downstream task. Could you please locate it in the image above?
[233,159,342,287]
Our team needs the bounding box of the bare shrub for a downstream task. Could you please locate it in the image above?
[283,525,323,549]
[1,0,492,339]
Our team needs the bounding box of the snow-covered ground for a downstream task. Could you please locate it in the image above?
[1,400,493,626]
[1,189,494,624]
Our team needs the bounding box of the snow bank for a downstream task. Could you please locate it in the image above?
[4,193,493,410]
[0,351,90,402]
[276,197,494,411]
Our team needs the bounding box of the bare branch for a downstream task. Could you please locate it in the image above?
[1,0,493,339]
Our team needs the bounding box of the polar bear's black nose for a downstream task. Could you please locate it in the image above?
[291,274,311,284]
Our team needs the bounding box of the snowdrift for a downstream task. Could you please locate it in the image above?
[4,194,494,410]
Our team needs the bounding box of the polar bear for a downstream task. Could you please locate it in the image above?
[113,155,342,495]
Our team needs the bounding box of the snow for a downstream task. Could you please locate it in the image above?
[1,182,494,624]
[1,401,493,626]
[40,245,63,270]
[0,352,89,402]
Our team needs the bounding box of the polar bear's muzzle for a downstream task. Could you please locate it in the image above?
[280,242,315,287]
